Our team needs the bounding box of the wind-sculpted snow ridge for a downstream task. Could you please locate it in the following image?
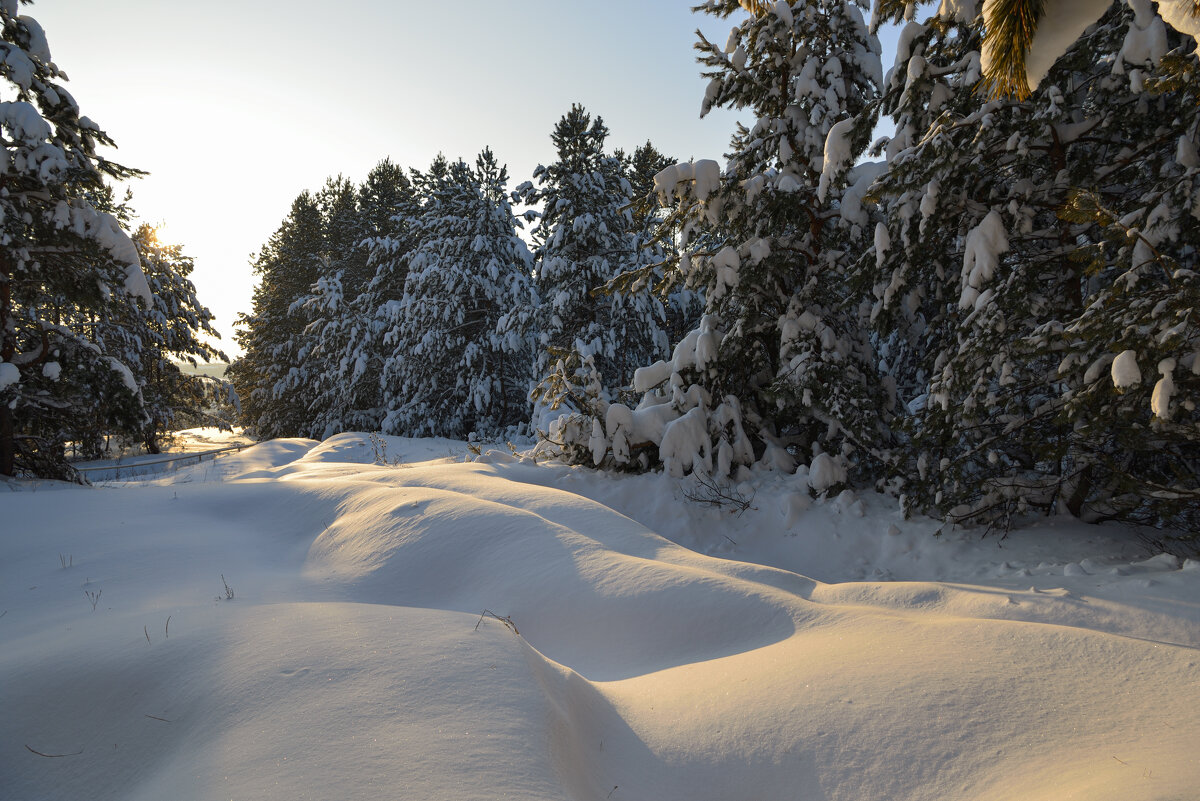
[1,432,1197,801]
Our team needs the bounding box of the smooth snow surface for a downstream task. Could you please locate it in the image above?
[2,432,1198,801]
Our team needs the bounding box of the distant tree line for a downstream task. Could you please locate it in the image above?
[230,106,692,442]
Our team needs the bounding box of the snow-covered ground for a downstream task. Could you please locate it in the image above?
[69,427,257,482]
[2,431,1197,801]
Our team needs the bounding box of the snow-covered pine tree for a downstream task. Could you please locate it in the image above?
[379,151,532,438]
[974,0,1200,99]
[122,224,227,452]
[0,3,154,477]
[288,160,418,439]
[589,0,885,481]
[517,105,668,422]
[624,141,701,348]
[864,0,1200,539]
[230,191,324,439]
[308,160,422,436]
[278,176,368,438]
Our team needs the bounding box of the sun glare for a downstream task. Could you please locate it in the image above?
[151,223,174,246]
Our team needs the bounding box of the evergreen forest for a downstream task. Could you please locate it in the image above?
[3,0,1198,550]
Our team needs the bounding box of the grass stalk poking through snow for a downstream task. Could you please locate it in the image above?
[475,610,519,635]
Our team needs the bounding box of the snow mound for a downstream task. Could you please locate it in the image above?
[1,432,1197,801]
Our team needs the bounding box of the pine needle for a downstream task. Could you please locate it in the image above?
[981,0,1045,100]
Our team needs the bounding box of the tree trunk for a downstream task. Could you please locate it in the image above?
[0,402,14,477]
[1,277,13,476]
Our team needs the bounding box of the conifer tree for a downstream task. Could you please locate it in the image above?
[517,105,668,411]
[863,0,1200,539]
[379,151,532,438]
[230,192,323,439]
[581,0,885,480]
[292,161,417,438]
[122,224,227,452]
[277,176,366,437]
[624,141,700,347]
[0,3,153,477]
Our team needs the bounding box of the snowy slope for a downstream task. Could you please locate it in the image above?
[1,432,1197,801]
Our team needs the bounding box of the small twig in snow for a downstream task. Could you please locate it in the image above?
[25,744,82,758]
[681,473,755,515]
[475,609,519,635]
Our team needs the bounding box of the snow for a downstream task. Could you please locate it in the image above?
[936,0,979,23]
[958,210,1009,310]
[2,430,1199,801]
[0,360,19,390]
[104,356,140,395]
[658,405,711,477]
[807,451,846,492]
[653,161,693,201]
[0,100,52,142]
[632,360,672,394]
[88,210,153,306]
[1117,0,1169,73]
[16,15,52,63]
[1111,349,1142,388]
[1151,357,1177,418]
[817,118,856,202]
[711,244,741,299]
[691,159,721,202]
[653,159,721,203]
[1158,0,1200,44]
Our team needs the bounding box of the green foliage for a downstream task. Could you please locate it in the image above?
[379,150,533,439]
[518,104,668,400]
[863,1,1200,547]
[0,6,156,477]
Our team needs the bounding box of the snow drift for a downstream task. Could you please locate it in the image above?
[1,432,1197,801]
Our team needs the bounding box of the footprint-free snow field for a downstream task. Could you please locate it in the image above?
[2,432,1197,800]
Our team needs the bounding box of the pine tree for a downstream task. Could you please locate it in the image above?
[379,151,532,438]
[625,141,701,345]
[230,191,323,439]
[278,176,367,437]
[969,0,1200,98]
[125,224,228,452]
[864,1,1200,540]
[0,4,153,477]
[289,161,418,438]
[518,105,668,410]
[586,0,885,480]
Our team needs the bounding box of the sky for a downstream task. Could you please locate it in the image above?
[27,0,896,360]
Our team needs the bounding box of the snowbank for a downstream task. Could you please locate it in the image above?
[1,432,1196,801]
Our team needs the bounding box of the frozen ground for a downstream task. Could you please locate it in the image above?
[2,431,1197,801]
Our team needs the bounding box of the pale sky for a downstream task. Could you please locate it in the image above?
[28,0,895,359]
